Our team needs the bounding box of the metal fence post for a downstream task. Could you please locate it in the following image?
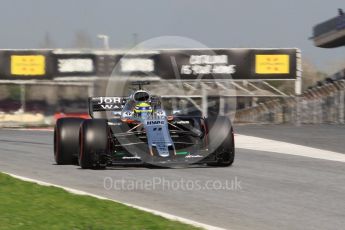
[20,84,26,113]
[314,98,318,124]
[219,96,225,116]
[202,85,208,117]
[333,92,338,123]
[295,96,301,126]
[88,81,95,97]
[340,90,345,124]
[295,72,302,126]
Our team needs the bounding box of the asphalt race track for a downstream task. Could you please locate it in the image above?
[0,125,345,230]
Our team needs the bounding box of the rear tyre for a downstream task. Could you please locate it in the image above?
[54,118,84,165]
[79,119,109,169]
[206,116,235,167]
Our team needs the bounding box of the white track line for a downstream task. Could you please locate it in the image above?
[3,128,54,132]
[2,172,226,230]
[236,134,345,163]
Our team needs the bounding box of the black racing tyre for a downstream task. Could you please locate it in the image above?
[206,116,235,167]
[54,118,84,165]
[79,119,109,169]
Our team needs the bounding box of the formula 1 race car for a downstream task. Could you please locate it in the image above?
[54,82,234,169]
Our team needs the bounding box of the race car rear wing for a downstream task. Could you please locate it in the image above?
[88,97,127,118]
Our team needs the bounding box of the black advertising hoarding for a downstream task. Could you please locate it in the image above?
[0,51,6,79]
[53,52,159,77]
[0,50,53,80]
[250,49,298,79]
[0,48,299,80]
[95,54,121,76]
[158,49,248,80]
[157,48,298,80]
[52,53,97,77]
[111,53,159,77]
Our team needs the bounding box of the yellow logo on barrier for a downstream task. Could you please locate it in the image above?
[11,55,46,76]
[255,54,289,74]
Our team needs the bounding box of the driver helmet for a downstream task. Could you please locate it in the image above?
[134,102,153,116]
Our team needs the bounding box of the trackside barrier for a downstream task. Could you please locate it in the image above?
[235,79,345,124]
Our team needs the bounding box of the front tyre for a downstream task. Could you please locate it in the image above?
[79,119,109,169]
[206,116,235,167]
[54,118,84,165]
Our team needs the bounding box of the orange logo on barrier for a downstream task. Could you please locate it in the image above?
[11,55,46,76]
[255,55,289,74]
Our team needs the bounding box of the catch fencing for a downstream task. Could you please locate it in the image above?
[235,79,345,124]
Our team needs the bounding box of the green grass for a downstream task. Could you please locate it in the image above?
[0,173,200,230]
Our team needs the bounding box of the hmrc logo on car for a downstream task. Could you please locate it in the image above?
[147,120,165,125]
